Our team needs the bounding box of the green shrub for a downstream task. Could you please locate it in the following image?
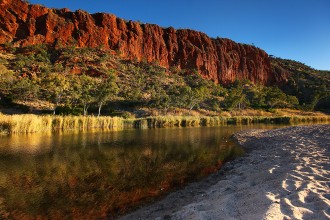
[55,106,83,116]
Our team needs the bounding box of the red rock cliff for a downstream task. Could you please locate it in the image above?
[0,0,277,85]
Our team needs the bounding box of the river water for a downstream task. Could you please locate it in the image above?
[0,124,284,219]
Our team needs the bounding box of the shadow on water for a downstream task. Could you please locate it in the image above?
[0,124,285,219]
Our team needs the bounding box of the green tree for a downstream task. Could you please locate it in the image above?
[223,87,247,110]
[95,70,119,117]
[75,74,97,116]
[286,95,299,108]
[209,85,228,111]
[41,73,70,114]
[149,84,170,111]
[246,85,267,109]
[265,87,288,109]
[179,85,209,111]
[119,66,146,103]
[0,67,16,100]
[167,85,186,108]
[11,77,40,102]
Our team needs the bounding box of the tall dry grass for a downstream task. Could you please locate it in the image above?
[0,114,126,134]
[133,115,330,128]
[0,113,329,134]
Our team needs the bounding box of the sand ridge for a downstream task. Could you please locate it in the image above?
[120,124,330,220]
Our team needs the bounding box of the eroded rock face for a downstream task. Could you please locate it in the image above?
[0,0,280,85]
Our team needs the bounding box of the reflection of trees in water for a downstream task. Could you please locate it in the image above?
[0,125,283,219]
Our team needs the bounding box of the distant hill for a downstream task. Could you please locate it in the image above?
[271,57,330,111]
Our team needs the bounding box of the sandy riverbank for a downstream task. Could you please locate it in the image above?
[120,124,330,220]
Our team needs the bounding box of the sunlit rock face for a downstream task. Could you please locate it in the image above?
[0,0,284,85]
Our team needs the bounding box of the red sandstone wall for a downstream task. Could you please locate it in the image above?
[0,0,277,85]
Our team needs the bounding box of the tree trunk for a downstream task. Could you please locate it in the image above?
[189,102,196,111]
[53,101,59,115]
[98,102,103,117]
[83,103,89,116]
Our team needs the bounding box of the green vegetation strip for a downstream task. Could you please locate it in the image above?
[0,114,329,134]
[1,45,329,117]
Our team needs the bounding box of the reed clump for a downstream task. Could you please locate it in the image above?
[0,114,329,134]
[0,114,125,134]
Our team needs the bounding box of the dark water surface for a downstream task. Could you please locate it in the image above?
[0,124,284,219]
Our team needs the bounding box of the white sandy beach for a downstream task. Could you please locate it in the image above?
[120,124,330,220]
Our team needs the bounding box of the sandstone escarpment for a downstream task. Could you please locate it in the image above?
[0,0,280,85]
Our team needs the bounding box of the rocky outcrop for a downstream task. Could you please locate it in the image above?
[0,0,280,85]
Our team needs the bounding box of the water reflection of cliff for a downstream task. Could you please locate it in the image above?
[0,125,281,219]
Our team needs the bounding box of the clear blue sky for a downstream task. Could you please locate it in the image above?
[30,0,330,70]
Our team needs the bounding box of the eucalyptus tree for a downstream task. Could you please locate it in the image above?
[264,87,290,109]
[0,67,16,101]
[41,73,70,114]
[180,86,210,111]
[223,86,247,110]
[11,76,40,102]
[75,74,98,116]
[95,70,119,117]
